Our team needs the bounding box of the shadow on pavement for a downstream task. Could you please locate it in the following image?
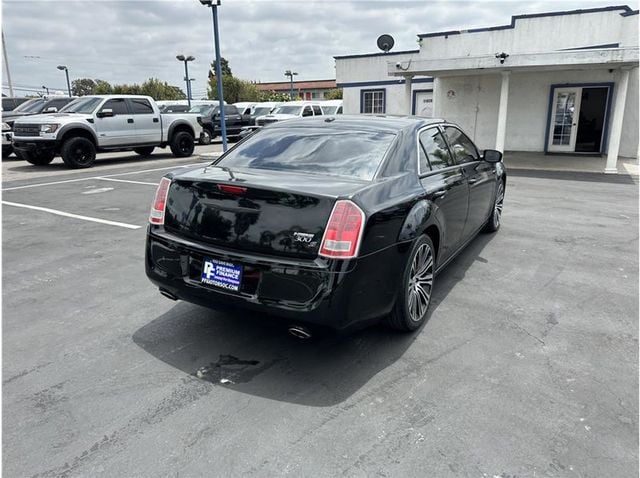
[509,168,637,184]
[133,232,496,407]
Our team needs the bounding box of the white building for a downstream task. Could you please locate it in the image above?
[335,5,639,172]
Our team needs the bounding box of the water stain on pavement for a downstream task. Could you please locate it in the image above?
[194,354,283,385]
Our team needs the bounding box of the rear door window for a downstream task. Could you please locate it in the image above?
[129,98,154,114]
[443,126,479,164]
[418,128,454,173]
[218,127,396,180]
[312,105,323,116]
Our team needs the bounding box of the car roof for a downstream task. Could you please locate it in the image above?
[279,101,321,106]
[268,114,446,133]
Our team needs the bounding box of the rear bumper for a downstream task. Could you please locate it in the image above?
[146,228,407,331]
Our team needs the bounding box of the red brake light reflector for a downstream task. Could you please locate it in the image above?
[218,184,247,195]
[149,177,172,225]
[319,200,365,259]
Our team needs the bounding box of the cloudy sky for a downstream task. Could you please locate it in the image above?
[3,0,638,98]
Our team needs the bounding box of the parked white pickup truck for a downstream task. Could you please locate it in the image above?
[12,95,204,168]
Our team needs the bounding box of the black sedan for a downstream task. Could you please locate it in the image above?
[146,115,506,335]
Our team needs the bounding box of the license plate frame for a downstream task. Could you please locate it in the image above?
[201,258,243,292]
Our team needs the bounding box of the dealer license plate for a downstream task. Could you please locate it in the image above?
[201,258,243,292]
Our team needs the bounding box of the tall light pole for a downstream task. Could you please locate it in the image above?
[176,55,195,107]
[284,70,298,99]
[200,0,228,152]
[57,65,71,97]
[42,85,49,96]
[2,31,14,97]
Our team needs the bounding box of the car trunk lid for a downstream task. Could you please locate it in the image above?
[163,166,368,259]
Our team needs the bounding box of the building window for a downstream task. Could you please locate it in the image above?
[361,89,385,114]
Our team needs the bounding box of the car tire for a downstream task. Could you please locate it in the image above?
[199,128,213,145]
[61,137,96,169]
[23,149,55,166]
[2,145,13,157]
[483,179,504,233]
[170,131,195,157]
[387,234,435,332]
[134,146,155,157]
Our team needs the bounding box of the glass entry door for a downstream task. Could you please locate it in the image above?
[548,87,581,152]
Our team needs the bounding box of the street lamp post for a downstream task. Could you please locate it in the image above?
[199,0,228,152]
[284,70,298,99]
[42,85,49,96]
[57,65,71,97]
[176,55,195,108]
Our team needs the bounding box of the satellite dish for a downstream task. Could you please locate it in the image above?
[377,34,395,53]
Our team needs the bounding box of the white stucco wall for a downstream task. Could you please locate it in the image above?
[418,8,638,60]
[335,7,639,157]
[341,81,433,115]
[434,68,639,156]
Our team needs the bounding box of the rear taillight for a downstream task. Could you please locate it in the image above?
[149,177,171,225]
[319,200,365,259]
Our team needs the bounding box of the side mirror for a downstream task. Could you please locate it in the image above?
[44,106,58,113]
[96,108,114,118]
[483,149,503,163]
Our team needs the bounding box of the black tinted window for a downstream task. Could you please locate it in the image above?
[102,99,129,115]
[218,128,396,180]
[444,126,479,164]
[419,128,454,172]
[312,105,322,116]
[130,98,154,114]
[47,98,72,109]
[224,105,238,115]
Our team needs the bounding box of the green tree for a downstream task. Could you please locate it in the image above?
[324,88,343,100]
[71,78,97,96]
[139,78,186,100]
[211,57,232,77]
[93,80,113,94]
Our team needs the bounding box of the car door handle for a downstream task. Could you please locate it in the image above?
[153,118,159,123]
[433,191,447,199]
[468,178,478,185]
[127,118,134,123]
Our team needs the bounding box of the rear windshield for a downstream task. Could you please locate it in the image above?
[13,99,44,113]
[252,107,272,116]
[217,127,395,180]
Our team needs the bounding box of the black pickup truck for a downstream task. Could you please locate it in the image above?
[193,104,249,144]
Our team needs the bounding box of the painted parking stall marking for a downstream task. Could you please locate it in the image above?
[2,201,142,230]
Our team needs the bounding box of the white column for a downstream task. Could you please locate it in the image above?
[605,67,631,174]
[405,76,413,115]
[495,71,510,152]
[432,77,440,117]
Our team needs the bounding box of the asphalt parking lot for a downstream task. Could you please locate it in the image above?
[2,151,638,477]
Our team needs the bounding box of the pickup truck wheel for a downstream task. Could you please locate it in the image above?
[24,149,55,166]
[134,146,155,157]
[170,131,195,157]
[199,128,213,145]
[3,145,13,157]
[61,137,96,168]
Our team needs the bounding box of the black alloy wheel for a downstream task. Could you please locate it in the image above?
[61,137,96,169]
[387,234,435,332]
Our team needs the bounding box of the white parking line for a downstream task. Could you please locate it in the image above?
[2,160,212,191]
[2,201,142,230]
[96,177,158,186]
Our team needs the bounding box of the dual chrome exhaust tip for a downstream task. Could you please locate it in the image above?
[160,288,313,340]
[287,325,312,340]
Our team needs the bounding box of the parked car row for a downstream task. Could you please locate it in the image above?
[2,96,31,112]
[9,95,203,168]
[3,96,77,157]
